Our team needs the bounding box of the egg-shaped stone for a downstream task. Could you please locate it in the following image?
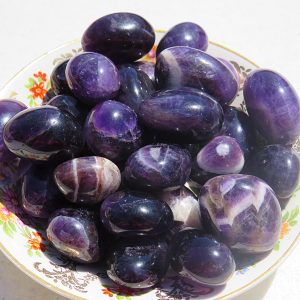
[54,156,121,205]
[50,59,71,95]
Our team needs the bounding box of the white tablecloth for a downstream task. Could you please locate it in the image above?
[0,0,299,299]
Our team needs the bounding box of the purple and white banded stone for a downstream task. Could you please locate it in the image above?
[54,156,121,205]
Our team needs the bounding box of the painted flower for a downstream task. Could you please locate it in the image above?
[30,82,47,99]
[280,222,290,240]
[102,288,114,297]
[0,206,15,223]
[143,45,157,62]
[28,232,46,252]
[34,71,47,82]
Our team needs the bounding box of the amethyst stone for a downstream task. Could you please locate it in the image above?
[3,106,84,162]
[118,64,155,112]
[155,46,239,106]
[157,22,208,55]
[171,229,235,286]
[21,165,63,218]
[82,13,155,63]
[196,136,245,174]
[133,61,155,82]
[84,100,142,162]
[218,58,240,86]
[50,60,71,95]
[139,88,223,142]
[54,156,121,205]
[66,52,120,106]
[47,208,101,263]
[199,174,282,253]
[124,144,191,190]
[101,190,173,236]
[250,145,300,198]
[244,69,300,144]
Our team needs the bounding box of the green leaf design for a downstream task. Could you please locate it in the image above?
[289,220,297,227]
[37,77,43,83]
[116,296,132,300]
[0,220,3,225]
[29,98,35,107]
[46,80,51,90]
[7,221,16,232]
[288,207,299,222]
[282,211,289,223]
[36,251,42,257]
[27,249,33,257]
[273,241,280,251]
[3,222,14,238]
[25,78,37,89]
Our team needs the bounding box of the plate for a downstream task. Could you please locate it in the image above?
[0,30,299,300]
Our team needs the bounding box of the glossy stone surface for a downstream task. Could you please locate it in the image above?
[50,60,71,95]
[3,106,84,162]
[160,187,201,229]
[124,144,191,190]
[155,46,239,106]
[244,69,300,144]
[220,106,255,157]
[84,100,142,162]
[43,89,56,104]
[21,165,63,218]
[101,190,173,235]
[47,208,101,263]
[199,174,282,253]
[218,58,240,86]
[66,52,120,106]
[82,13,155,63]
[139,89,223,142]
[171,229,235,286]
[107,237,169,288]
[47,94,88,123]
[134,61,155,82]
[250,145,300,198]
[118,64,155,112]
[157,22,208,55]
[197,136,245,174]
[54,156,121,205]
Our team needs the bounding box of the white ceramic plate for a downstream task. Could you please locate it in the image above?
[0,31,299,300]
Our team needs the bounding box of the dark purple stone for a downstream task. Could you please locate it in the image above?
[107,236,169,288]
[100,190,173,236]
[21,165,63,218]
[82,13,155,63]
[133,61,155,82]
[84,100,142,162]
[3,106,84,162]
[171,229,235,286]
[50,60,71,95]
[197,136,245,174]
[155,46,239,106]
[218,58,240,86]
[124,144,191,190]
[43,89,56,104]
[47,208,101,263]
[157,22,208,55]
[199,174,282,253]
[244,69,300,144]
[250,145,300,198]
[66,52,120,106]
[118,64,155,112]
[139,88,223,142]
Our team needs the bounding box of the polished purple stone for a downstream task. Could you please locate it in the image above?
[139,88,223,142]
[197,136,245,174]
[54,156,121,205]
[171,229,235,286]
[21,165,63,218]
[160,187,201,230]
[218,58,240,86]
[82,13,155,63]
[3,106,84,162]
[220,106,255,157]
[250,145,300,198]
[118,64,155,112]
[199,174,282,253]
[66,52,120,106]
[47,208,101,263]
[244,69,300,144]
[157,22,208,55]
[107,236,169,288]
[101,190,173,236]
[50,60,71,95]
[155,46,239,106]
[133,61,155,82]
[124,144,191,190]
[84,100,142,162]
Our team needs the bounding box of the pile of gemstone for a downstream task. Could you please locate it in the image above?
[0,12,299,290]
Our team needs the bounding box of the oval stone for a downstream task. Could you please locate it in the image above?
[155,46,239,106]
[133,61,155,82]
[54,156,121,205]
[82,13,155,63]
[50,59,71,95]
[244,69,300,144]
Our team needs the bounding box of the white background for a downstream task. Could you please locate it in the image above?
[0,0,299,299]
